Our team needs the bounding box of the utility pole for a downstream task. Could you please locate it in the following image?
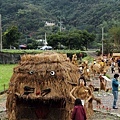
[44,32,48,46]
[59,18,62,32]
[0,14,2,51]
[102,27,104,56]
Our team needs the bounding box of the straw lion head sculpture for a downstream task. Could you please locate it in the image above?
[6,51,80,120]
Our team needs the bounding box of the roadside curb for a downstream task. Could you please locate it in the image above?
[94,109,120,118]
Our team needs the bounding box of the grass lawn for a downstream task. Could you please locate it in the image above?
[0,64,17,92]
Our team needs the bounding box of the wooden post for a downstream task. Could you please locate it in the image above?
[4,84,5,92]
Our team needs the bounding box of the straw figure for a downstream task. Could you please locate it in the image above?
[72,53,78,65]
[70,83,101,118]
[90,60,109,78]
[6,51,81,120]
[99,75,111,92]
[78,61,91,81]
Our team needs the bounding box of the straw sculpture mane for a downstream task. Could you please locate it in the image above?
[6,51,80,120]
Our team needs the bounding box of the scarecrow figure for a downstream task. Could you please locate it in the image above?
[69,77,101,118]
[72,54,78,65]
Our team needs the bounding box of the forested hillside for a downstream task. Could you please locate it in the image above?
[0,0,120,41]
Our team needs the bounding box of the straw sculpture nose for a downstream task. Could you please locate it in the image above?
[36,89,41,96]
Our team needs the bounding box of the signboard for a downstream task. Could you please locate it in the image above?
[102,76,111,81]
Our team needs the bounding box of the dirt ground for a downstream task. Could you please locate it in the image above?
[0,110,120,120]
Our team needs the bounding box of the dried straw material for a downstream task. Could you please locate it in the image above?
[6,51,80,120]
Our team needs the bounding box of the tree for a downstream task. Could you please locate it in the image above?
[109,27,120,47]
[47,30,95,50]
[81,30,95,50]
[102,38,114,54]
[3,26,21,49]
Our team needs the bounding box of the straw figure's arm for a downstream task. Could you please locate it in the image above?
[70,87,76,100]
[84,87,92,104]
[91,94,101,104]
[85,95,92,104]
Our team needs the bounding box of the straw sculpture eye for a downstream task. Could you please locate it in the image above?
[50,71,55,76]
[29,70,34,74]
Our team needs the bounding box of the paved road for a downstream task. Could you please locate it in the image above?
[91,67,120,118]
[83,49,99,58]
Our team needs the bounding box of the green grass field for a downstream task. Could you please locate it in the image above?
[0,64,17,92]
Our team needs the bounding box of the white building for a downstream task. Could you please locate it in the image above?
[45,21,55,26]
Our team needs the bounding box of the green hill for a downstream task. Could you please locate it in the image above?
[0,0,120,40]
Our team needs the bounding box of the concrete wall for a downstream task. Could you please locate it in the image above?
[0,52,21,64]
